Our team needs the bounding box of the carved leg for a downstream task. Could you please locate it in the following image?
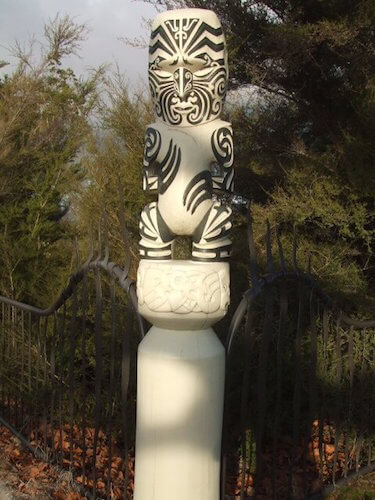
[139,202,175,260]
[192,202,232,262]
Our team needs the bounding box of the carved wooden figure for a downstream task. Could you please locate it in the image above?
[134,9,233,500]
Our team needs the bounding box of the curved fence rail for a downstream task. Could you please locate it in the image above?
[221,216,375,499]
[1,210,375,499]
[0,218,144,499]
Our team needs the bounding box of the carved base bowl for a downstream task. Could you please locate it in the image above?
[137,260,230,330]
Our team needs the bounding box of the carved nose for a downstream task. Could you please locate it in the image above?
[174,68,193,99]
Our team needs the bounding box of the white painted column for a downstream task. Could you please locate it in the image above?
[134,327,224,500]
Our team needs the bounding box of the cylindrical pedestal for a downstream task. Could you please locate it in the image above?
[133,326,225,500]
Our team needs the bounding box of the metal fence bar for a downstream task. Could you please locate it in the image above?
[344,318,354,480]
[305,290,318,497]
[121,306,132,500]
[271,280,288,499]
[318,307,329,482]
[369,345,375,467]
[240,298,253,500]
[33,316,41,448]
[106,278,117,499]
[20,309,25,429]
[1,303,4,411]
[92,268,103,498]
[81,272,88,486]
[356,337,367,472]
[42,316,48,453]
[332,320,343,485]
[50,313,57,463]
[58,305,66,468]
[256,287,274,486]
[69,289,78,469]
[289,279,304,497]
[5,305,10,422]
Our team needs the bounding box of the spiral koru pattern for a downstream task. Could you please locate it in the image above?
[144,127,162,167]
[211,127,233,168]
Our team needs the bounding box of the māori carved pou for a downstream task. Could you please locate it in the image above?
[139,8,234,262]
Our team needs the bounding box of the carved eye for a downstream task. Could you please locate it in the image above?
[185,57,206,72]
[194,68,215,79]
[210,161,223,176]
[152,69,172,78]
[194,54,221,77]
[158,58,178,72]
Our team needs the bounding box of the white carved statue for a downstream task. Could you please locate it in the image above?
[139,7,233,261]
[134,9,233,500]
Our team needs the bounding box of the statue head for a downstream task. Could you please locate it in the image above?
[149,8,228,127]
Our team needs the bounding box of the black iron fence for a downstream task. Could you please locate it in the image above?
[1,212,375,499]
[222,218,375,499]
[0,222,144,499]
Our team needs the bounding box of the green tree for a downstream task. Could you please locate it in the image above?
[75,73,153,279]
[0,15,103,304]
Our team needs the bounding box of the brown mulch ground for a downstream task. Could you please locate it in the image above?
[0,419,371,499]
[0,425,84,499]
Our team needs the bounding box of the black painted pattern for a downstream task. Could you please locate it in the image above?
[192,202,232,262]
[204,204,232,242]
[139,203,174,259]
[192,243,232,262]
[139,203,159,242]
[158,138,181,195]
[144,127,161,165]
[183,171,212,215]
[211,127,234,192]
[143,128,161,191]
[149,17,228,125]
[139,243,172,260]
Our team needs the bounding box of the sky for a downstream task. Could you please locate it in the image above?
[0,0,160,87]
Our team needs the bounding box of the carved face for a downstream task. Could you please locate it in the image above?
[149,9,228,126]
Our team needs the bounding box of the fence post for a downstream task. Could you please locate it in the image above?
[133,8,233,500]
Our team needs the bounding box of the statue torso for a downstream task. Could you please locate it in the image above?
[145,118,232,235]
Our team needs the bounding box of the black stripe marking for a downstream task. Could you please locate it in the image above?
[139,225,157,241]
[185,23,223,53]
[188,39,224,56]
[191,191,212,215]
[158,140,181,195]
[149,40,174,57]
[143,204,158,233]
[156,207,175,243]
[183,171,212,213]
[150,25,176,54]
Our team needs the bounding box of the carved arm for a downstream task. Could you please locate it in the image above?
[210,126,234,193]
[143,127,161,192]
